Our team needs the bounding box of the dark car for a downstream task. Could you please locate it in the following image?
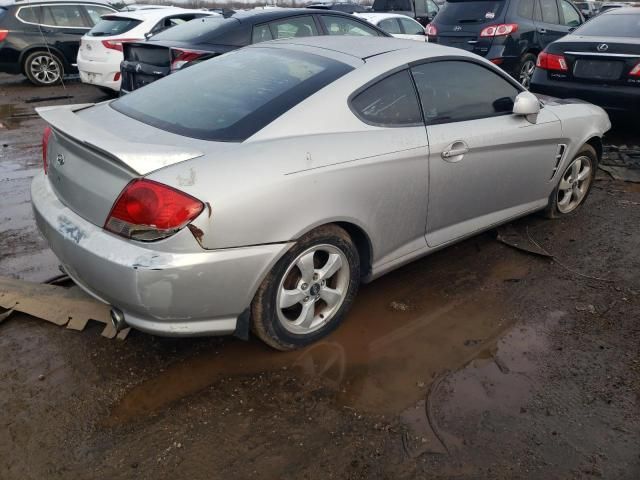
[573,1,601,18]
[427,0,584,87]
[530,7,640,113]
[306,1,370,13]
[0,0,116,85]
[372,0,440,26]
[120,8,389,93]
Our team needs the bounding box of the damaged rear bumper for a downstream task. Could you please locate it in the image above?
[31,173,292,337]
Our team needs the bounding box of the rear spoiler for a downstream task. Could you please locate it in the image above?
[36,104,203,176]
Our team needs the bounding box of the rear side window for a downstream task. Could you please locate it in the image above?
[436,1,506,24]
[560,0,581,27]
[111,48,353,142]
[47,5,88,28]
[411,61,520,124]
[16,6,39,24]
[574,12,640,37]
[252,24,273,43]
[538,0,560,23]
[351,70,422,126]
[83,5,114,25]
[269,16,318,39]
[379,18,402,34]
[320,15,382,36]
[399,17,425,35]
[88,17,142,37]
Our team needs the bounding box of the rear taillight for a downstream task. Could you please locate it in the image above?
[630,62,640,76]
[101,39,139,52]
[42,126,51,175]
[105,179,204,241]
[170,48,208,72]
[536,52,568,72]
[0,30,8,42]
[480,23,518,37]
[425,24,437,36]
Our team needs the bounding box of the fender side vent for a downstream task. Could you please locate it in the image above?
[550,144,567,180]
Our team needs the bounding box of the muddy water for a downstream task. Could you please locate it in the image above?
[108,241,532,425]
[0,104,37,130]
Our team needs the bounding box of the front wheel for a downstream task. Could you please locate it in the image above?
[518,53,538,89]
[251,225,360,351]
[544,144,598,218]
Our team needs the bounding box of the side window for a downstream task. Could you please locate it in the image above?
[252,24,273,43]
[320,15,381,36]
[560,0,581,27]
[517,0,535,19]
[539,0,560,24]
[410,61,520,125]
[351,70,422,126]
[426,0,439,17]
[379,18,402,34]
[17,6,40,24]
[47,5,88,28]
[83,5,114,25]
[399,17,425,35]
[269,16,318,39]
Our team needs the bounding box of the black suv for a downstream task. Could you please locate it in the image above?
[428,0,584,87]
[0,0,116,85]
[120,9,389,94]
[372,0,440,26]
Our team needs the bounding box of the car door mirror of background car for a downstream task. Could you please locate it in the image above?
[513,91,541,123]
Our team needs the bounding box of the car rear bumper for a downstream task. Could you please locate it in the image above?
[531,70,640,112]
[77,57,121,91]
[31,173,292,337]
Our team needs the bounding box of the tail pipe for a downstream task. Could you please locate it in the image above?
[110,308,128,332]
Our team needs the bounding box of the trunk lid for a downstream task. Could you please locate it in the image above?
[37,104,205,227]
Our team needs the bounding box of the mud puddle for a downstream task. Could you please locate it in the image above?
[108,238,533,425]
[0,104,37,130]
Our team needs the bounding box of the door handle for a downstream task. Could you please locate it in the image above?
[538,27,547,34]
[442,141,469,161]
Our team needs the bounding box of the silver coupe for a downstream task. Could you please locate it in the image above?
[31,37,611,350]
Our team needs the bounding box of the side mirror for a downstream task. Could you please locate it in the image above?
[513,91,541,124]
[144,32,153,40]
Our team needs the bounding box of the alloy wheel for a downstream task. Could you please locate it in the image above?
[276,244,350,335]
[557,155,593,214]
[519,59,536,89]
[29,54,61,85]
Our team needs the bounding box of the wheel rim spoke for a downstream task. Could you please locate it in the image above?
[279,288,305,309]
[559,178,571,190]
[558,190,572,207]
[320,287,342,308]
[293,302,315,328]
[571,159,581,180]
[578,165,591,182]
[316,253,342,282]
[296,251,315,285]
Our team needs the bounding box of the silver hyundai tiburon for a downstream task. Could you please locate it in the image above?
[31,37,611,350]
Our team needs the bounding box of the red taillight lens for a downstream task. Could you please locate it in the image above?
[105,179,204,241]
[170,48,208,72]
[480,23,519,37]
[425,24,437,36]
[536,52,568,71]
[0,30,8,42]
[42,126,51,174]
[101,39,139,52]
[630,62,640,76]
[114,71,121,81]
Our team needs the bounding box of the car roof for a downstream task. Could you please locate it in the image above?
[231,7,362,23]
[250,35,465,61]
[606,5,640,13]
[355,12,418,22]
[3,0,112,6]
[104,7,215,22]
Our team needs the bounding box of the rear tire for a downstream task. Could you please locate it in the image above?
[251,225,360,351]
[544,144,598,219]
[517,52,537,89]
[23,51,64,86]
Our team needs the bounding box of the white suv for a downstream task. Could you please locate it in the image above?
[77,7,216,92]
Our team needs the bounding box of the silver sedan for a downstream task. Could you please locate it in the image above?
[31,37,611,350]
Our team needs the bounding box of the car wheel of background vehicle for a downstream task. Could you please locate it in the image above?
[518,53,537,89]
[24,51,63,86]
[251,225,360,351]
[544,144,598,219]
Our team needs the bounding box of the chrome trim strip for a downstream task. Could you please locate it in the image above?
[564,51,640,58]
[15,4,115,30]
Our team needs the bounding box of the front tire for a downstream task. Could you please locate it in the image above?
[251,225,360,351]
[544,144,598,219]
[24,51,63,86]
[517,52,537,89]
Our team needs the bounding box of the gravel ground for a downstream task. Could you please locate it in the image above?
[1,73,639,479]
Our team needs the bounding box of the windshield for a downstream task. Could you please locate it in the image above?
[373,0,413,11]
[111,48,354,142]
[574,12,640,37]
[88,17,142,37]
[436,0,506,24]
[150,16,246,45]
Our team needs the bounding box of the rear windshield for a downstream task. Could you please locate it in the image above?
[150,16,247,45]
[436,0,506,24]
[88,16,142,37]
[111,48,353,142]
[574,13,640,37]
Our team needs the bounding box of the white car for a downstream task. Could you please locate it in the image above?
[354,13,427,42]
[77,8,216,92]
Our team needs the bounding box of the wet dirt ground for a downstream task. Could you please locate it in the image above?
[1,73,639,479]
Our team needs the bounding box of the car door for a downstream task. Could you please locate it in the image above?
[558,0,583,30]
[410,60,563,247]
[42,4,91,64]
[534,0,570,48]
